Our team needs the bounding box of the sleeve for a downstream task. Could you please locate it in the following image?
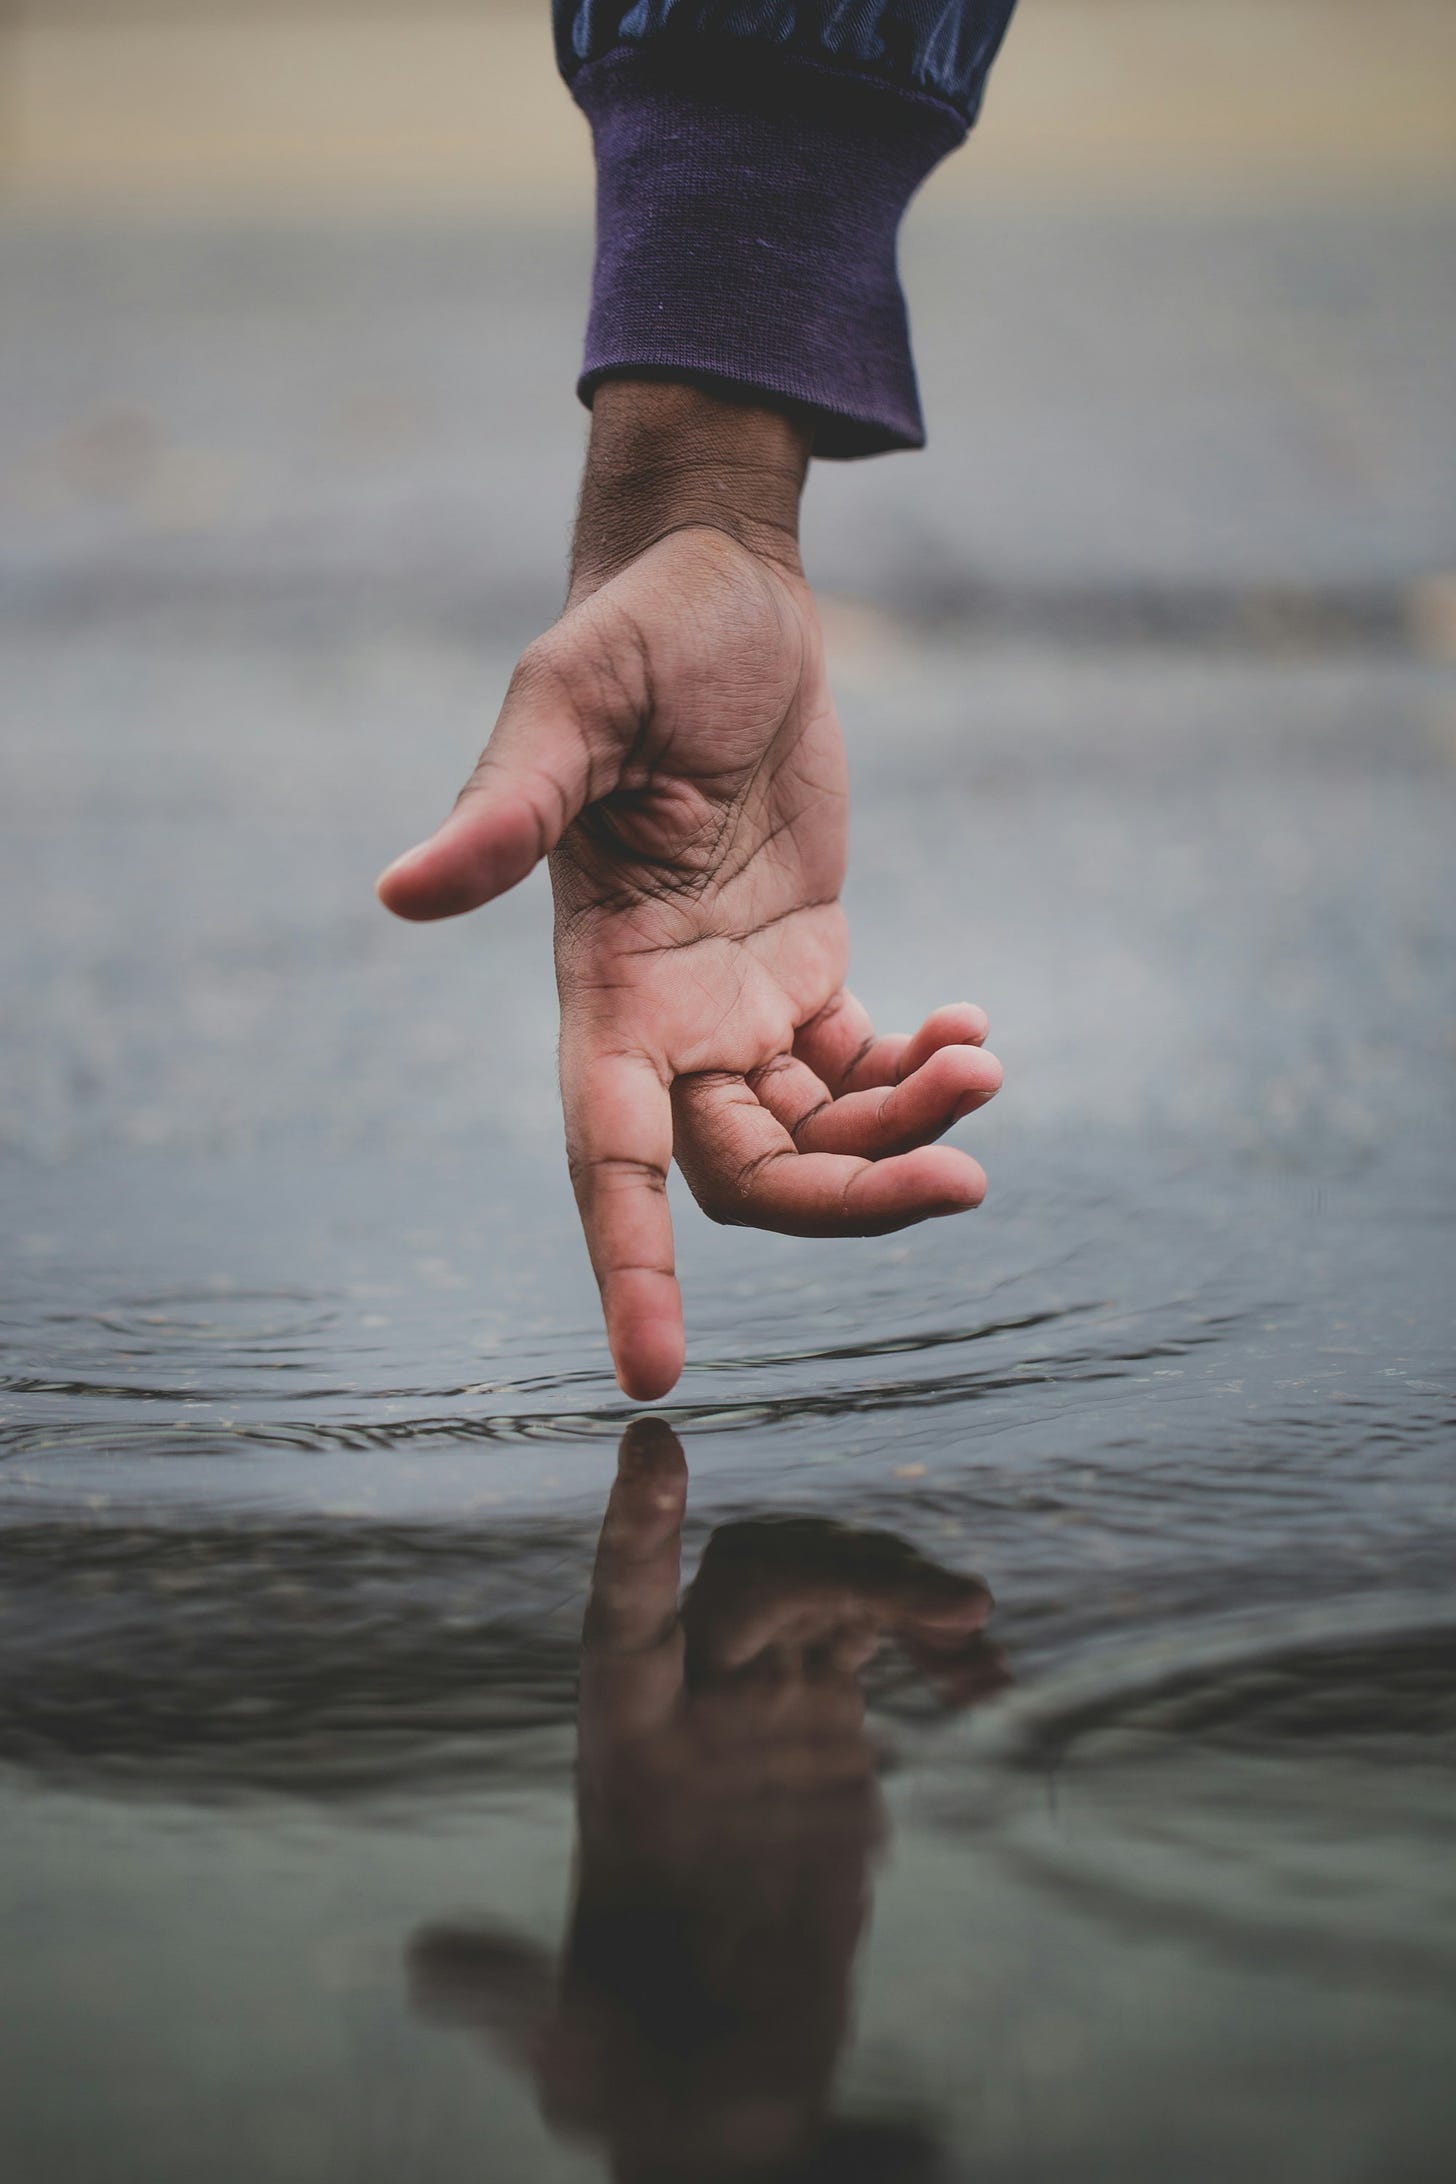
[553,2,1020,457]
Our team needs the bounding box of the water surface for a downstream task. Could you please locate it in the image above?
[3,207,1455,2182]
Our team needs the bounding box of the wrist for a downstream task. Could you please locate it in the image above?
[569,377,811,599]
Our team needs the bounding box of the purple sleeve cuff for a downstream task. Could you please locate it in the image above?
[571,48,967,459]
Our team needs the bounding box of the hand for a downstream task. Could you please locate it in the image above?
[377,382,1002,1400]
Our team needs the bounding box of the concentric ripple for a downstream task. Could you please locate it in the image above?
[85,1288,340,1350]
[944,1604,1456,1996]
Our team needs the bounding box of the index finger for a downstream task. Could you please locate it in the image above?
[561,1042,684,1400]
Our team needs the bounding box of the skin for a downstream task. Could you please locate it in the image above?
[378,381,1002,1400]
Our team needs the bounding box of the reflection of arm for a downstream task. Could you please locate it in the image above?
[552,1,1022,455]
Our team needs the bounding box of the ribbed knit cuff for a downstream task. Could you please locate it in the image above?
[570,47,967,460]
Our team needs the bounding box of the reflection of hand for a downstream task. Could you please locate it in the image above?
[378,382,1001,1400]
[580,1419,1000,1816]
[411,1420,1004,2182]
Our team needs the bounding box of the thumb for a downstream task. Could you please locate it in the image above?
[376,651,609,922]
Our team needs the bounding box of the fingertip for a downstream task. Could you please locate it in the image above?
[375,805,542,921]
[949,1045,1003,1117]
[910,1040,1002,1101]
[376,840,474,923]
[851,1145,986,1228]
[923,1001,990,1046]
[895,1003,992,1080]
[912,1145,987,1212]
[609,1287,686,1406]
[375,840,436,917]
[947,1158,988,1210]
[907,1574,996,1637]
[614,1328,685,1405]
[614,1416,688,1524]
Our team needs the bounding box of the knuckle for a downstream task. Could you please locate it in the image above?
[730,1145,784,1207]
[786,1095,832,1146]
[844,1033,878,1084]
[566,1149,667,1193]
[459,744,503,800]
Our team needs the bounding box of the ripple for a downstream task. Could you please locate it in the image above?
[84,1288,340,1350]
[0,1517,591,1800]
[0,1306,1243,1458]
[946,1604,1456,1996]
[0,1297,1110,1409]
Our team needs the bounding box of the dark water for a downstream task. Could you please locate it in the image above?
[2,1123,1452,2183]
[3,211,1456,2181]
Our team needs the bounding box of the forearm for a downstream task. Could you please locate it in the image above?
[569,379,812,601]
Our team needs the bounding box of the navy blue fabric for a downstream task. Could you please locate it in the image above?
[555,0,1018,125]
[575,47,965,456]
[555,2,1021,455]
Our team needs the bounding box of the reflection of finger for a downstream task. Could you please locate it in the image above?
[561,1044,683,1401]
[702,1587,872,1671]
[773,1043,1002,1160]
[587,1420,687,1651]
[674,1073,985,1238]
[580,1421,688,1744]
[876,1556,997,1642]
[691,1668,868,1746]
[903,1635,1014,1711]
[704,1574,989,1671]
[825,1618,882,1676]
[688,1526,994,1673]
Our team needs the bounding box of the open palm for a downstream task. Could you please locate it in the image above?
[379,527,1000,1398]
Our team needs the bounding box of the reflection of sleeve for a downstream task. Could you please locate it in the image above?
[552,2,1019,457]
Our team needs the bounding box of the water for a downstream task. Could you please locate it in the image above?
[2,1122,1451,2179]
[3,210,1455,2180]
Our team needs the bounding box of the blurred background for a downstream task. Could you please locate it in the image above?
[2,0,1454,1163]
[3,14,1456,2183]
[4,0,1456,210]
[3,1,1455,641]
